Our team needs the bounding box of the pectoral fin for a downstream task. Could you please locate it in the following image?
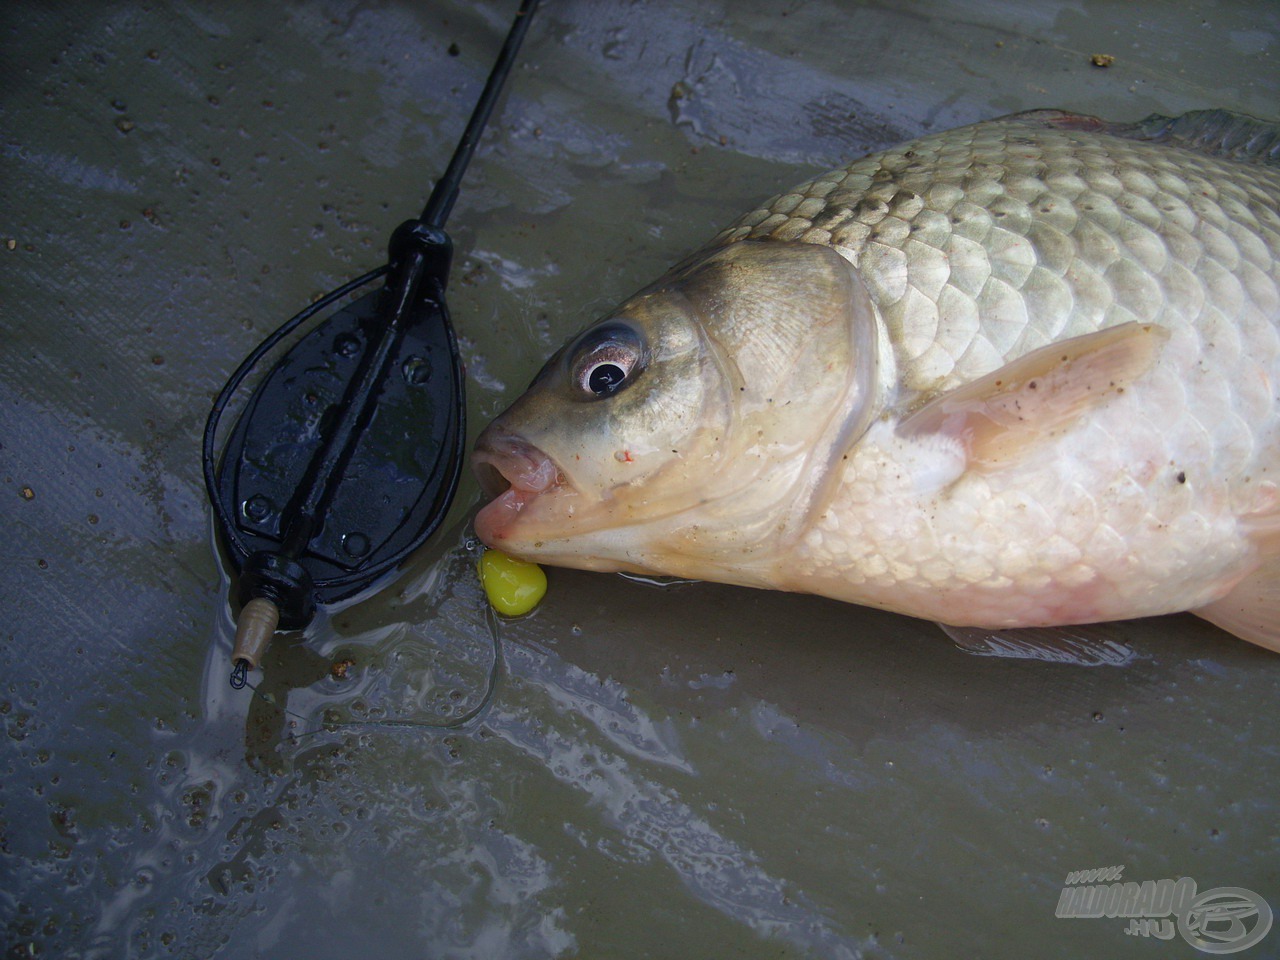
[900,322,1169,469]
[938,622,1136,666]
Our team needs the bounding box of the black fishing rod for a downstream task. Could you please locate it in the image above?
[203,0,541,689]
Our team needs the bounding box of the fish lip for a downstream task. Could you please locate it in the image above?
[472,428,561,498]
[471,427,563,546]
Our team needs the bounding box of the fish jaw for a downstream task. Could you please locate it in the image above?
[472,426,651,573]
[471,423,707,575]
[471,418,792,580]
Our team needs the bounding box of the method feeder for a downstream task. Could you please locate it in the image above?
[203,0,540,689]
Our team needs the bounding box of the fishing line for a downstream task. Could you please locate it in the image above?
[238,601,506,742]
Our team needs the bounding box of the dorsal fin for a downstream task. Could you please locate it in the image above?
[1116,109,1280,165]
[1008,108,1280,166]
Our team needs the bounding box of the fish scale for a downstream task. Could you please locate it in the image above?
[474,110,1280,654]
[710,113,1280,397]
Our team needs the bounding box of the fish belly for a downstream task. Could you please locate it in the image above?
[791,403,1270,627]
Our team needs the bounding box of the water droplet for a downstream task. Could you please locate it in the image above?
[334,333,361,357]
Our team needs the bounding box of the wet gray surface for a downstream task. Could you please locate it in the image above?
[3,1,1278,957]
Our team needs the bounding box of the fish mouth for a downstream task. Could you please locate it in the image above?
[472,427,563,547]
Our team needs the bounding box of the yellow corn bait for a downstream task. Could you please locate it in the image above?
[477,548,547,616]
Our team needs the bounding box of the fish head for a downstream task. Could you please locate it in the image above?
[473,239,882,581]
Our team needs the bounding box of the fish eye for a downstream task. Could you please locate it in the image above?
[569,323,644,399]
[586,360,628,395]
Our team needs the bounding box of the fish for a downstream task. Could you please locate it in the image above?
[473,109,1280,658]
